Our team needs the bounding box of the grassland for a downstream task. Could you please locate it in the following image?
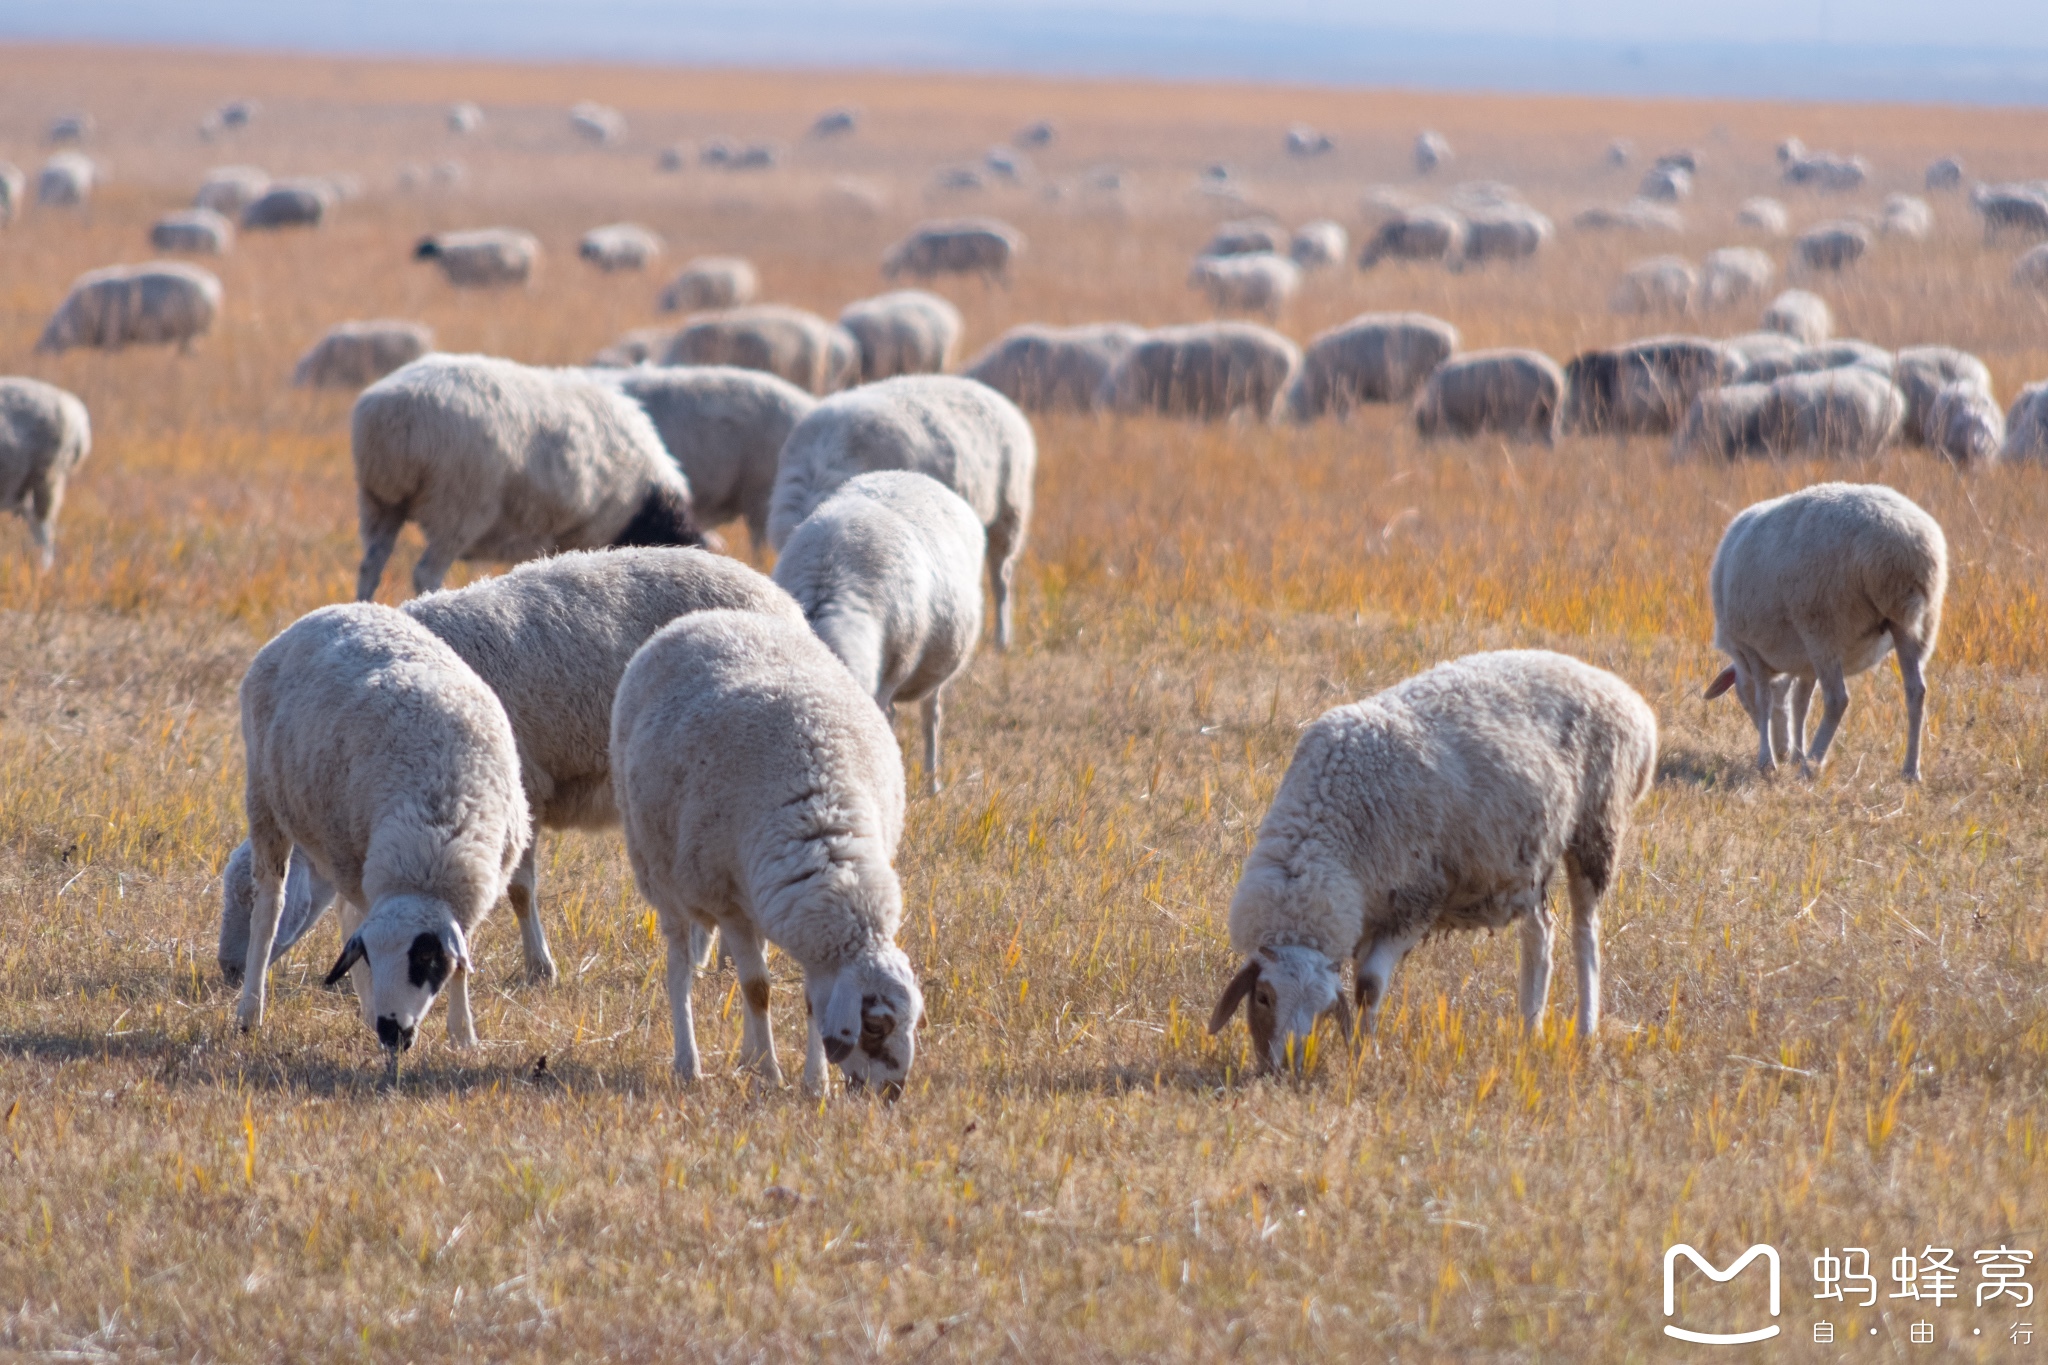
[0,44,2045,1361]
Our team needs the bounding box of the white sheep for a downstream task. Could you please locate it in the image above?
[883,219,1021,284]
[838,290,965,381]
[1762,289,1832,345]
[768,375,1035,649]
[1461,204,1553,267]
[1891,346,1992,446]
[1414,349,1565,444]
[1783,152,1868,192]
[1794,220,1870,272]
[1573,201,1684,234]
[35,262,221,354]
[37,152,95,207]
[414,228,540,289]
[1413,131,1452,174]
[2001,383,2048,462]
[1925,158,1964,192]
[1204,219,1284,256]
[149,208,233,256]
[1671,382,1772,462]
[235,603,528,1063]
[1099,322,1302,424]
[1209,650,1656,1072]
[773,471,985,795]
[291,319,435,390]
[352,354,708,599]
[611,610,923,1093]
[1610,256,1697,315]
[605,365,818,545]
[1926,382,2005,466]
[1757,367,1906,457]
[962,323,1146,413]
[1188,252,1300,317]
[447,102,484,134]
[661,305,860,396]
[579,222,664,272]
[569,102,624,145]
[1288,312,1459,421]
[1881,194,1933,240]
[1736,197,1789,236]
[1288,220,1349,270]
[194,164,268,216]
[1638,164,1691,202]
[658,257,758,312]
[1561,337,1740,436]
[0,378,91,568]
[1697,246,1775,310]
[1704,483,1946,779]
[1357,206,1466,268]
[242,182,330,230]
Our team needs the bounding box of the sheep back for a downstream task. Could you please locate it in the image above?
[292,319,435,389]
[1099,322,1301,422]
[839,290,965,381]
[963,323,1145,412]
[1289,312,1459,420]
[1413,348,1564,444]
[661,305,860,396]
[36,262,221,353]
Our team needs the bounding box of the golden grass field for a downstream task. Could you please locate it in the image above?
[1,43,2046,1360]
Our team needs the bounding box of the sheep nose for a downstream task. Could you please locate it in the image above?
[376,1016,415,1052]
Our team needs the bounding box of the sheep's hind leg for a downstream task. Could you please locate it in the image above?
[724,923,784,1085]
[1801,652,1853,775]
[1516,897,1556,1030]
[507,837,559,984]
[1768,676,1793,767]
[235,821,291,1032]
[1894,631,1930,781]
[1788,676,1815,764]
[665,923,702,1082]
[354,494,405,602]
[920,691,944,796]
[1563,854,1603,1042]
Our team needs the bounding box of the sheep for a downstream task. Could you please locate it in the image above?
[839,290,965,382]
[1414,131,1452,174]
[47,114,93,144]
[1971,184,2048,242]
[1288,313,1460,421]
[1604,139,1633,167]
[577,222,662,272]
[604,365,817,544]
[447,102,483,134]
[1705,483,1946,780]
[590,326,676,368]
[661,306,860,396]
[1762,289,1832,345]
[1357,206,1466,268]
[414,228,541,289]
[1638,164,1691,202]
[1209,649,1656,1072]
[1783,152,1868,192]
[2000,383,2048,462]
[1099,322,1302,424]
[1881,194,1933,240]
[1891,346,1992,446]
[656,145,688,172]
[569,102,624,145]
[241,182,328,230]
[37,152,95,207]
[811,107,859,138]
[1925,157,1963,192]
[149,208,233,255]
[983,146,1028,182]
[1926,383,2005,467]
[291,319,436,390]
[35,262,221,354]
[351,354,708,600]
[0,164,22,226]
[1671,382,1772,462]
[216,843,337,985]
[194,165,267,216]
[1017,120,1055,147]
[1723,330,1808,381]
[1655,150,1699,174]
[767,375,1035,649]
[1285,125,1334,157]
[1413,349,1565,445]
[1776,137,1808,166]
[611,610,923,1093]
[1288,220,1349,270]
[1794,220,1871,272]
[1188,253,1301,317]
[233,602,528,1061]
[883,219,1022,284]
[1461,204,1553,267]
[2013,244,2048,291]
[1736,197,1790,236]
[0,378,91,569]
[773,471,984,795]
[932,166,985,193]
[1561,336,1740,437]
[1806,340,1894,374]
[1610,256,1697,315]
[1573,201,1684,234]
[658,256,758,312]
[962,322,1146,413]
[1204,219,1284,257]
[1756,367,1907,458]
[1698,247,1775,311]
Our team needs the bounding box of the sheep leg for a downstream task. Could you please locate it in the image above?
[234,822,291,1033]
[1354,928,1422,1033]
[1739,665,1776,773]
[506,837,559,984]
[920,691,944,796]
[665,923,701,1082]
[801,995,829,1098]
[1802,655,1853,774]
[26,477,60,571]
[1516,899,1556,1029]
[723,925,784,1085]
[411,537,462,597]
[986,523,1020,651]
[444,961,477,1048]
[1767,676,1793,766]
[1788,677,1815,763]
[354,493,405,602]
[335,899,372,1021]
[1895,632,1929,781]
[1564,855,1603,1041]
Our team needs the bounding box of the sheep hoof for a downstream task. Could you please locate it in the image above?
[524,957,559,986]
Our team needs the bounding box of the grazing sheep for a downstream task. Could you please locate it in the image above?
[447,102,483,134]
[1705,483,1946,779]
[1671,382,1772,462]
[1210,650,1656,1071]
[605,365,817,544]
[656,145,687,172]
[1655,149,1699,174]
[962,322,1146,413]
[1927,383,2005,466]
[1610,256,1697,315]
[0,378,91,569]
[661,305,860,396]
[1414,131,1452,174]
[1285,125,1334,157]
[658,256,758,312]
[1777,137,1808,166]
[839,290,965,381]
[1100,322,1302,424]
[774,471,985,795]
[1413,349,1565,445]
[233,603,528,1059]
[1573,200,1684,234]
[611,610,922,1093]
[569,102,624,145]
[1736,197,1790,236]
[578,223,663,272]
[983,146,1028,182]
[1723,330,1808,381]
[590,326,676,369]
[1881,194,1933,240]
[811,108,859,138]
[241,182,328,229]
[1288,313,1460,421]
[1461,204,1553,268]
[47,114,93,144]
[933,166,985,193]
[767,375,1035,649]
[1762,289,1832,345]
[2013,244,2048,291]
[1783,152,1868,192]
[1794,220,1871,272]
[1562,336,1740,437]
[37,152,95,206]
[351,354,707,599]
[1971,184,2048,242]
[292,320,436,390]
[1017,120,1055,147]
[1605,139,1633,167]
[1757,367,1907,458]
[194,165,267,216]
[415,228,541,288]
[1925,157,1963,192]
[0,164,22,225]
[1697,247,1775,311]
[1357,206,1467,268]
[883,219,1022,284]
[1892,346,1993,445]
[1638,164,1691,202]
[35,262,221,354]
[1188,252,1301,317]
[1288,220,1349,270]
[150,208,233,255]
[2000,383,2048,462]
[1205,218,1285,257]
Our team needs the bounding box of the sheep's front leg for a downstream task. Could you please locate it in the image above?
[411,537,463,597]
[1802,653,1853,774]
[1563,854,1603,1041]
[920,691,944,796]
[1737,664,1776,773]
[986,529,1019,651]
[1354,927,1422,1033]
[355,494,405,602]
[27,477,61,571]
[336,899,371,1019]
[507,837,559,984]
[444,961,477,1048]
[1788,676,1815,764]
[1767,676,1793,766]
[1894,632,1929,781]
[1516,899,1556,1029]
[665,924,701,1082]
[801,994,828,1098]
[235,824,291,1032]
[723,924,784,1085]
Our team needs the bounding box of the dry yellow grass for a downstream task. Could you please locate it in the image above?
[1,44,2046,1360]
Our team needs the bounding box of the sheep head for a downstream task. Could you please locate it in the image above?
[1208,943,1352,1075]
[809,944,923,1099]
[324,894,472,1054]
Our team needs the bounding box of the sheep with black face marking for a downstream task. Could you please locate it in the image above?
[1100,322,1301,424]
[774,471,985,795]
[1209,650,1656,1074]
[234,603,528,1068]
[415,228,540,289]
[658,257,758,312]
[661,305,860,396]
[292,320,434,390]
[612,610,923,1094]
[36,262,220,354]
[351,354,708,600]
[768,375,1035,650]
[1413,349,1565,444]
[603,365,816,545]
[1288,312,1459,421]
[0,378,91,569]
[1704,483,1946,780]
[839,290,964,381]
[963,322,1145,413]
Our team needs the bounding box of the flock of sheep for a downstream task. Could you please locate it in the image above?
[0,96,2001,1085]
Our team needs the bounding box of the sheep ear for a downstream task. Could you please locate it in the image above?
[1208,959,1261,1035]
[445,921,474,976]
[1702,666,1738,700]
[323,935,366,987]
